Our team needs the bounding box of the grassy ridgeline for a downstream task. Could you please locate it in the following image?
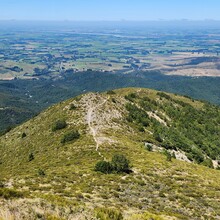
[0,88,220,219]
[1,71,220,133]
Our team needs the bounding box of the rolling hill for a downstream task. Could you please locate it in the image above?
[0,88,220,220]
[3,70,220,134]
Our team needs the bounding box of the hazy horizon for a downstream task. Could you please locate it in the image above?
[1,0,220,21]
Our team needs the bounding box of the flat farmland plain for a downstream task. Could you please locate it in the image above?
[1,27,220,80]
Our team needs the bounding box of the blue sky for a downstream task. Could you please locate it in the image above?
[1,0,220,21]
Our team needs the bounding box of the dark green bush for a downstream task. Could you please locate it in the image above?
[61,130,80,144]
[95,161,113,174]
[190,148,204,164]
[154,132,163,143]
[138,126,145,132]
[112,98,116,103]
[38,169,45,176]
[95,154,131,174]
[125,103,149,128]
[21,132,27,138]
[52,120,67,131]
[111,154,131,173]
[69,104,77,110]
[125,93,137,102]
[141,119,149,127]
[145,144,153,151]
[165,151,172,162]
[201,159,214,168]
[28,152,34,162]
[157,92,172,100]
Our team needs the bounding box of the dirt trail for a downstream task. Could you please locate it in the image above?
[86,98,108,159]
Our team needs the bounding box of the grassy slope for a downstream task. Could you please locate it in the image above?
[0,88,220,219]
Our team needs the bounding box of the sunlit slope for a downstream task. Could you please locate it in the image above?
[0,88,220,219]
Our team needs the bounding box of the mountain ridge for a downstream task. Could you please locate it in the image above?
[0,87,220,219]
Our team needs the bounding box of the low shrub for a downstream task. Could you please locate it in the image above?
[125,93,137,101]
[21,132,27,138]
[95,161,113,174]
[95,207,123,220]
[111,154,131,173]
[164,150,172,162]
[95,154,131,174]
[28,152,34,162]
[0,188,24,199]
[38,169,46,176]
[201,159,214,168]
[69,104,77,110]
[52,120,67,132]
[145,144,153,151]
[61,130,80,144]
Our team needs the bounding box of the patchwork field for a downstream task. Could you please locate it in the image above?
[1,25,220,80]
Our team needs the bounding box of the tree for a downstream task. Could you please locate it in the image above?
[111,154,131,173]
